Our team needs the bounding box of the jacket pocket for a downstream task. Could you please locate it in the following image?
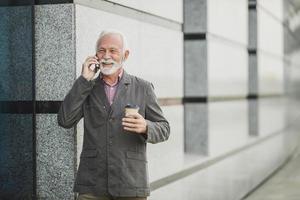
[126,151,146,161]
[76,149,98,186]
[124,151,148,188]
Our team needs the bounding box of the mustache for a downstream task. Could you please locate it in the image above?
[99,59,117,64]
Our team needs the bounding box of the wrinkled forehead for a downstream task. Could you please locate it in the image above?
[99,33,123,49]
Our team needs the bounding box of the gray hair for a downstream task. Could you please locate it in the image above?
[95,29,129,54]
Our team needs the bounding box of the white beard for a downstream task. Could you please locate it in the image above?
[99,59,123,75]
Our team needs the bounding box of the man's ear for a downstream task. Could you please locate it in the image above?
[123,50,129,61]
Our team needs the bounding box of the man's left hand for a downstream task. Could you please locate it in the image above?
[122,113,147,134]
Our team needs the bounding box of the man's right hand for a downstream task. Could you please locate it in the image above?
[82,56,99,81]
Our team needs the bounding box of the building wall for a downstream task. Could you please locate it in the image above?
[1,0,300,199]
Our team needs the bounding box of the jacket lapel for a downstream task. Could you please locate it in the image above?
[94,76,110,111]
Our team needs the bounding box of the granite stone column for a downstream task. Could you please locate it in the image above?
[34,4,76,199]
[248,0,259,137]
[184,0,209,155]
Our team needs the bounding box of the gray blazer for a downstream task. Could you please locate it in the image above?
[57,71,170,197]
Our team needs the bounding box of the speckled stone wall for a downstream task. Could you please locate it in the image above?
[183,0,209,156]
[184,104,208,155]
[249,99,259,136]
[35,4,75,101]
[36,114,75,199]
[34,4,76,199]
[248,1,259,137]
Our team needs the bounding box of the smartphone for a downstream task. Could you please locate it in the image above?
[91,54,100,73]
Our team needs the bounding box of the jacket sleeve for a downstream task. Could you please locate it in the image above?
[144,83,170,144]
[57,75,95,129]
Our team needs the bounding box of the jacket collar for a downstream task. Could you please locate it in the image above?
[121,70,131,86]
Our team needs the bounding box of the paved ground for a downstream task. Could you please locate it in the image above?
[244,146,300,200]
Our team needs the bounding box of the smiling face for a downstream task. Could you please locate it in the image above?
[96,33,129,75]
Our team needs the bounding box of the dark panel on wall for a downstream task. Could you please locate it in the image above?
[0,0,73,6]
[0,7,33,101]
[0,114,33,199]
[0,6,34,199]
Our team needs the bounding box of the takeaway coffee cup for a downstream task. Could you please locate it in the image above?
[124,104,139,117]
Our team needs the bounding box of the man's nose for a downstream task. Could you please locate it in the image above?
[103,50,111,59]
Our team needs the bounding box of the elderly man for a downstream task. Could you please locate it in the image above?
[57,30,170,200]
